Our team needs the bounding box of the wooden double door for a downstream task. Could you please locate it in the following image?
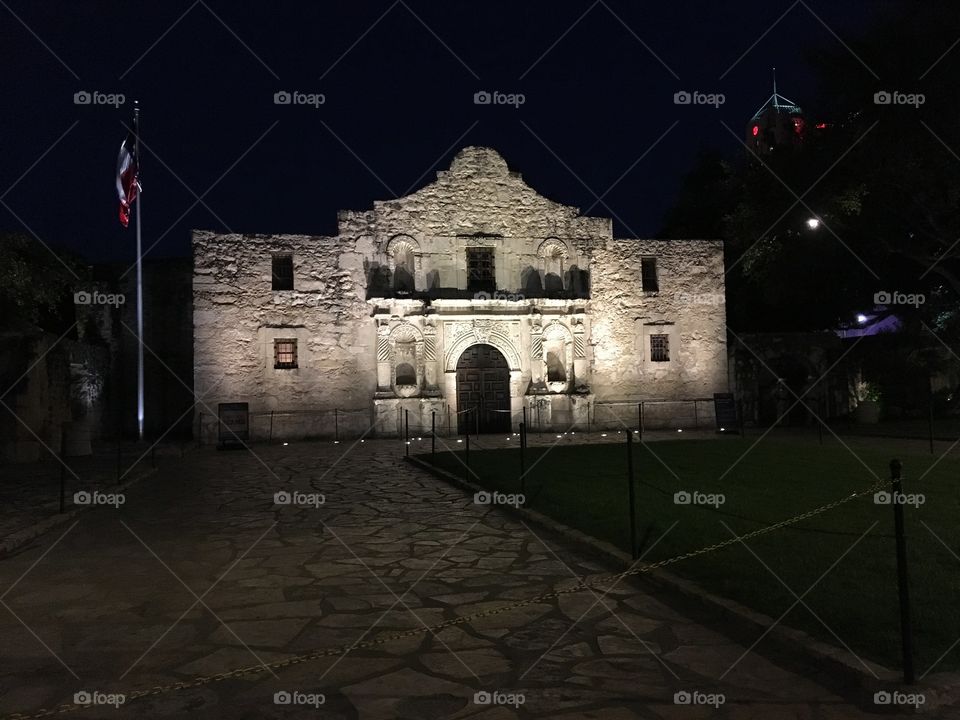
[456,344,511,434]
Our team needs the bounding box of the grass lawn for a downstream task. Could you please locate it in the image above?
[421,434,960,674]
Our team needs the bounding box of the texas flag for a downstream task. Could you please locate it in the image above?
[115,115,140,227]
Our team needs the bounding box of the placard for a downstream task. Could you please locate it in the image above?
[218,402,249,447]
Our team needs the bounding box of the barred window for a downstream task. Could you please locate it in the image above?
[274,339,298,369]
[641,257,659,292]
[650,334,670,362]
[272,254,294,291]
[466,247,495,293]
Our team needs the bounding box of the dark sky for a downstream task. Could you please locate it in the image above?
[0,0,897,264]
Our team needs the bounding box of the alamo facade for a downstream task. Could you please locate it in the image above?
[193,147,728,441]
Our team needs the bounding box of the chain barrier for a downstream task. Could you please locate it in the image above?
[0,477,886,720]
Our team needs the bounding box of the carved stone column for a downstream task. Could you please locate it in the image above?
[376,323,391,391]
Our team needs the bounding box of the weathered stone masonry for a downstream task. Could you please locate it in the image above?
[193,147,728,441]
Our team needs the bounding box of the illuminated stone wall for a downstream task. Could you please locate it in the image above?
[192,147,728,441]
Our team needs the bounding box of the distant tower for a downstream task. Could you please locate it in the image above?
[746,68,806,156]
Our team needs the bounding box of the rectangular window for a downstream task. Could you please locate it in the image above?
[650,334,670,362]
[641,257,659,292]
[466,247,496,293]
[272,254,294,291]
[274,339,298,369]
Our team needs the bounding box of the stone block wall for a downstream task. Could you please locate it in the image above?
[192,231,376,440]
[589,238,728,402]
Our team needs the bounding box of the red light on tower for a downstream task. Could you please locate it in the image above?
[751,124,760,137]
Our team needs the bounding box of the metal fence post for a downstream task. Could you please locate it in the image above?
[335,408,340,442]
[268,410,274,445]
[464,433,470,481]
[475,406,479,439]
[889,459,915,684]
[197,411,202,448]
[519,421,526,496]
[626,431,637,559]
[817,397,824,445]
[405,409,409,458]
[59,425,67,513]
[431,411,436,457]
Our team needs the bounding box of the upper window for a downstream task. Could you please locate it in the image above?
[641,257,659,293]
[466,247,495,293]
[272,254,294,291]
[650,334,670,362]
[274,339,298,369]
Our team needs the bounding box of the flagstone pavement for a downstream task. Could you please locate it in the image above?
[0,438,946,719]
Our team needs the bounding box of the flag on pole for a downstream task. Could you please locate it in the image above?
[115,116,140,227]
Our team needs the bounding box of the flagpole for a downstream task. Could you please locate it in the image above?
[134,101,144,442]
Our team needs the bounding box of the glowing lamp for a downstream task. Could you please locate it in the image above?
[751,125,759,137]
[806,218,821,230]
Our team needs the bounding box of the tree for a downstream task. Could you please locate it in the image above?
[661,2,960,337]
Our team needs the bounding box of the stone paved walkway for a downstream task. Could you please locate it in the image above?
[0,439,945,719]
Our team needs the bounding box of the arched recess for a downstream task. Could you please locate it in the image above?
[388,322,424,396]
[537,238,570,293]
[444,330,522,373]
[540,321,574,392]
[385,235,422,292]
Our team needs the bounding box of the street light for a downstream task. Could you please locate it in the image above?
[806,217,821,230]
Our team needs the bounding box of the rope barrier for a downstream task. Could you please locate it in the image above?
[0,476,886,720]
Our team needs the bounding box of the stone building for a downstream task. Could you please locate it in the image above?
[192,147,728,441]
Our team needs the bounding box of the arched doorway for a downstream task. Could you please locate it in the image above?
[456,344,511,434]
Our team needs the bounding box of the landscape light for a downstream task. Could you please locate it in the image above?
[677,429,683,433]
[856,313,868,324]
[806,217,821,229]
[283,442,288,446]
[601,433,607,437]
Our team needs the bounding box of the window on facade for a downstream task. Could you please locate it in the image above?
[641,257,659,292]
[274,339,298,369]
[272,254,294,291]
[546,351,566,383]
[395,362,416,386]
[650,334,670,362]
[466,247,495,293]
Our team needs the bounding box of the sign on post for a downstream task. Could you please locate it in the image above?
[218,402,249,448]
[713,393,738,433]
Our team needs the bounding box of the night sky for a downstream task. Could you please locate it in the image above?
[1,1,900,264]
